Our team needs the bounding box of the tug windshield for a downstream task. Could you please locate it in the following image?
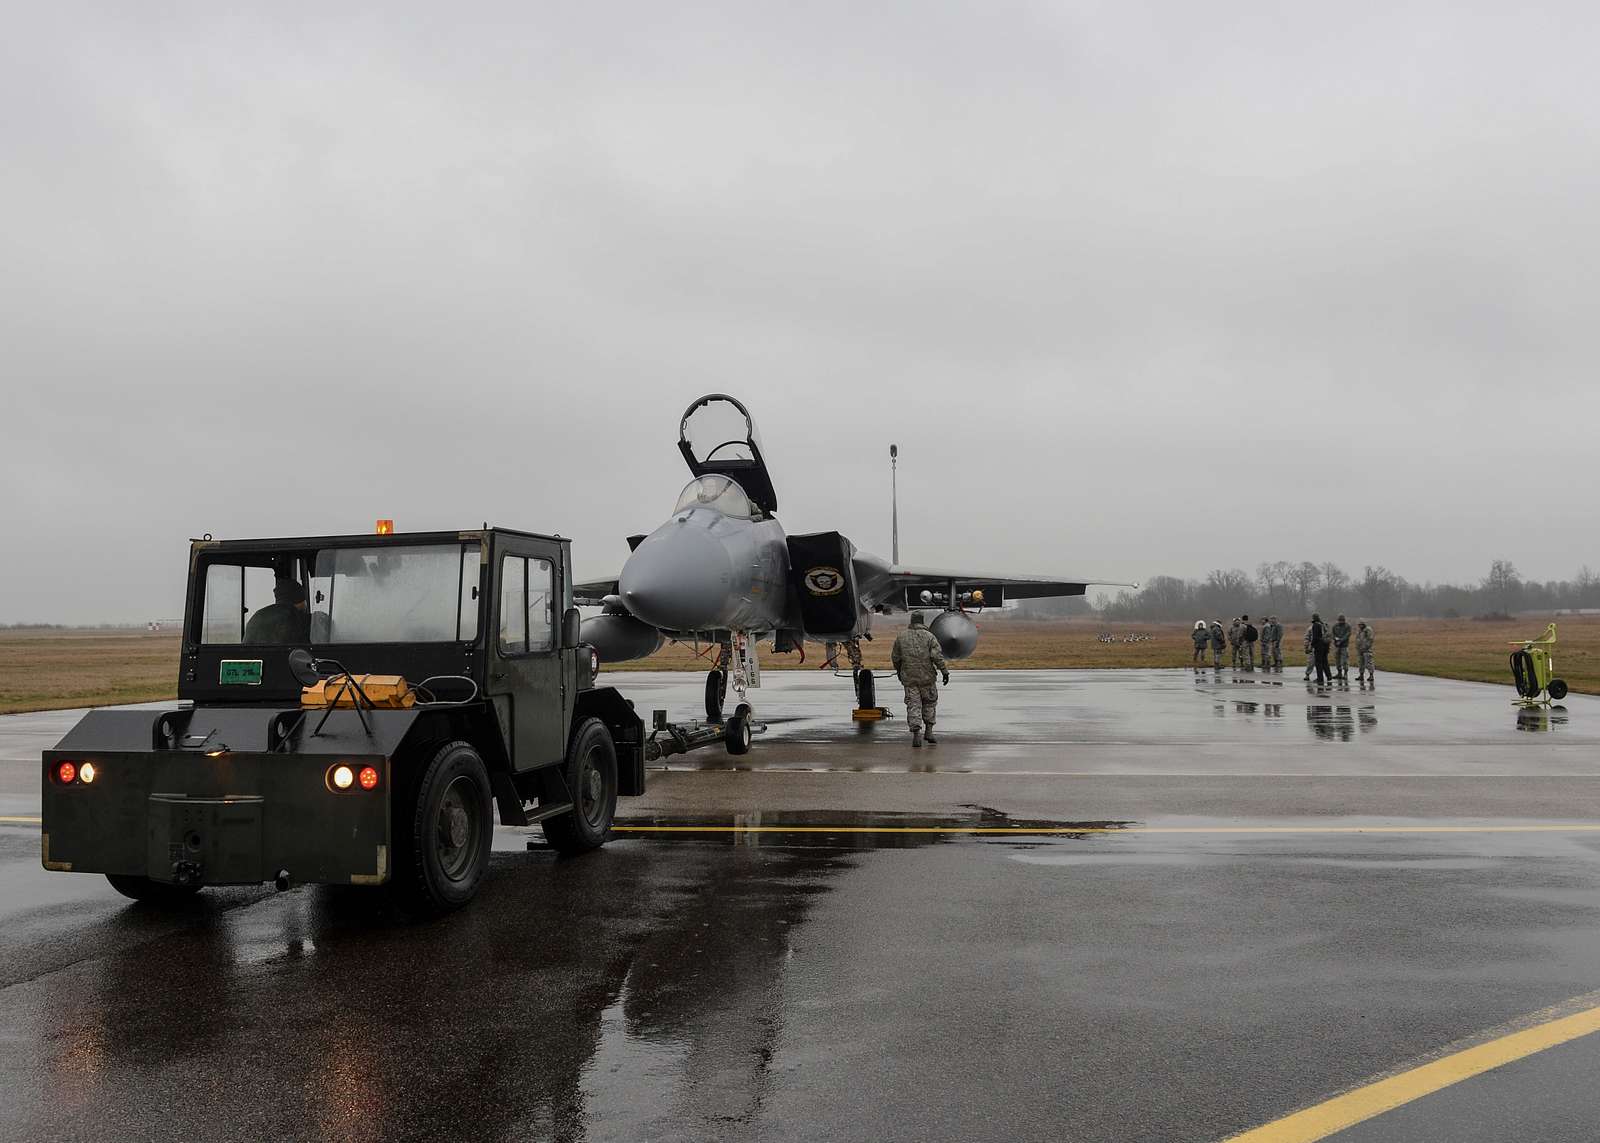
[672,475,758,519]
[195,543,481,644]
[313,545,481,643]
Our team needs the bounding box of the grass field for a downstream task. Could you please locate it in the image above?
[611,614,1600,694]
[2,614,1595,715]
[0,629,184,715]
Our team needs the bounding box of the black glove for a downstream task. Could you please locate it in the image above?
[941,670,951,686]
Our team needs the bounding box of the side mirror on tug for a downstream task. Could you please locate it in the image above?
[561,607,583,648]
[287,648,323,688]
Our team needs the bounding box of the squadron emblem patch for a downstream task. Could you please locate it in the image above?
[804,566,845,596]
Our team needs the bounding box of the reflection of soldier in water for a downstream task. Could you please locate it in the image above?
[1306,704,1356,742]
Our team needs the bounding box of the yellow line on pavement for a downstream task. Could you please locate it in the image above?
[0,815,41,824]
[615,823,1600,835]
[1222,998,1600,1142]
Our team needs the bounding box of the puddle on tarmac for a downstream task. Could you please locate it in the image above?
[611,807,1134,849]
[1516,707,1570,733]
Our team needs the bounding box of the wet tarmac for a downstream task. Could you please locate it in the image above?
[2,669,1599,1141]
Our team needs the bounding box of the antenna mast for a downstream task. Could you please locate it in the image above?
[890,443,899,566]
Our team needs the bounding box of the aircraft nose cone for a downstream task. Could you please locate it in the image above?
[619,516,736,632]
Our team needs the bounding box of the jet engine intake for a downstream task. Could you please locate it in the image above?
[929,610,980,660]
[580,606,664,664]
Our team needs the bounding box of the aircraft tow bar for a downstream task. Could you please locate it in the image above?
[644,710,767,761]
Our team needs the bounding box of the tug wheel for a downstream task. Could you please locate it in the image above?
[705,669,727,723]
[543,718,618,855]
[395,740,493,914]
[105,874,203,905]
[1549,679,1569,701]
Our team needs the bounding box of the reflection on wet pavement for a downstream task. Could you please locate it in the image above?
[1518,707,1572,733]
[610,808,1133,848]
[8,842,860,1142]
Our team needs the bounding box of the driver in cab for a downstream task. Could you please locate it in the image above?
[245,577,312,643]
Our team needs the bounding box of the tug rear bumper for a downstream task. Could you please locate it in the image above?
[41,707,411,887]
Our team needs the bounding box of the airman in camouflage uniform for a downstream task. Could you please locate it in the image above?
[1209,620,1226,668]
[1264,616,1284,669]
[1228,618,1243,668]
[892,611,949,748]
[1331,615,1353,680]
[1240,614,1258,671]
[1191,621,1210,664]
[1355,621,1376,684]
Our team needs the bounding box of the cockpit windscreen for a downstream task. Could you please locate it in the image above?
[673,475,758,519]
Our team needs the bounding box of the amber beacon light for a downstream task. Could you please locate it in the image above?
[375,519,395,535]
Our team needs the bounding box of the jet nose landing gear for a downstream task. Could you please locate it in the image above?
[725,703,754,754]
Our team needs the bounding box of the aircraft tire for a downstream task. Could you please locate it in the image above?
[706,670,726,723]
[855,668,876,710]
[105,874,203,905]
[725,712,752,755]
[542,719,618,855]
[1549,679,1569,701]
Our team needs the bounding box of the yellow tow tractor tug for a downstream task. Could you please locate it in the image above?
[1508,623,1568,706]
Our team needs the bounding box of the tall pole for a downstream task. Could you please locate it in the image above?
[890,443,899,566]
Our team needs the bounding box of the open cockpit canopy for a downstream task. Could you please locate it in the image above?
[677,394,777,516]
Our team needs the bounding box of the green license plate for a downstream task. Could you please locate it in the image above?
[219,660,264,685]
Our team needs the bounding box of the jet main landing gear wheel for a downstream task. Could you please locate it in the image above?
[855,668,876,710]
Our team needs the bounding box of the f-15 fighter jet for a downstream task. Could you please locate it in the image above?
[577,394,1131,748]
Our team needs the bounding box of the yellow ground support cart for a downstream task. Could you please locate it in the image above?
[1509,623,1568,705]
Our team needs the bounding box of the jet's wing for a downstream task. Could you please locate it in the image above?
[857,556,1138,610]
[574,577,620,607]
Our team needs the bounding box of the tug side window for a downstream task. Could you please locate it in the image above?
[498,556,555,656]
[499,556,526,653]
[529,559,554,652]
[200,564,244,644]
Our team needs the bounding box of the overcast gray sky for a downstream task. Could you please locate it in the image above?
[3,1,1597,623]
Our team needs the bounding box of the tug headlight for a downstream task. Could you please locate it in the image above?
[79,762,97,784]
[330,764,355,790]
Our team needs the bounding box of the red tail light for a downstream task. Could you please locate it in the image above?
[56,761,77,784]
[357,766,380,791]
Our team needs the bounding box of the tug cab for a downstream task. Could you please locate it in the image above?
[41,526,644,914]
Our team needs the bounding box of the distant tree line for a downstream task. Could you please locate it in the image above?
[1012,560,1600,622]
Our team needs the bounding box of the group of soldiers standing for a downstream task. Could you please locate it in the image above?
[1190,613,1378,686]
